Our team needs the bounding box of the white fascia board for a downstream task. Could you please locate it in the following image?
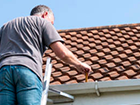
[49,79,140,96]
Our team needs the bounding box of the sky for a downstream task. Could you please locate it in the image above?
[1,0,140,30]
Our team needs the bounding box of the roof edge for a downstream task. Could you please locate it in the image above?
[57,23,140,33]
[49,79,140,96]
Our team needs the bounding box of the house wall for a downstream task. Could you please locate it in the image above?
[48,90,140,105]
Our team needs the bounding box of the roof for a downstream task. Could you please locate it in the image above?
[42,23,140,85]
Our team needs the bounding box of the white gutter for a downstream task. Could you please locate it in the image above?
[49,79,140,96]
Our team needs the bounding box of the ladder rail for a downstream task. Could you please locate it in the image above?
[41,58,52,105]
[41,57,74,105]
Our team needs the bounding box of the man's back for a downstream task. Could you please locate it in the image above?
[0,16,63,80]
[0,16,45,57]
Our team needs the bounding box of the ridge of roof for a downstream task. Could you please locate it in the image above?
[58,23,140,33]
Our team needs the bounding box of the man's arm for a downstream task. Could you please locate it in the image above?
[50,41,91,74]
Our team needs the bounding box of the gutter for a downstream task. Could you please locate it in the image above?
[49,79,140,96]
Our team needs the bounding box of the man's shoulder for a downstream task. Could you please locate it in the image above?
[27,16,48,22]
[10,16,45,23]
[27,16,50,25]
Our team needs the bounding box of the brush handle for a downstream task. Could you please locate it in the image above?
[85,72,88,82]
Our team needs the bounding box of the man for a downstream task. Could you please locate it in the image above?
[0,5,91,105]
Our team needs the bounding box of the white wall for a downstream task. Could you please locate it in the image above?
[48,90,140,105]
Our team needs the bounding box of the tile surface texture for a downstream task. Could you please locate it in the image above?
[42,23,140,85]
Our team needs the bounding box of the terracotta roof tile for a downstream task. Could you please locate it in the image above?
[104,55,113,60]
[130,45,137,51]
[75,74,86,82]
[80,31,88,35]
[52,71,62,78]
[115,66,125,72]
[107,39,114,44]
[84,60,93,65]
[89,49,97,54]
[60,67,70,72]
[102,29,109,33]
[128,32,134,36]
[105,34,112,38]
[114,41,121,46]
[127,56,137,62]
[108,71,120,79]
[122,43,129,48]
[117,76,129,80]
[83,53,92,59]
[91,64,100,70]
[135,26,140,30]
[112,58,122,64]
[119,37,126,42]
[130,64,140,72]
[76,34,82,38]
[121,61,131,67]
[67,70,78,76]
[93,35,100,39]
[108,44,116,49]
[124,49,132,55]
[105,62,116,68]
[78,57,85,62]
[77,44,84,49]
[42,23,140,85]
[136,34,140,38]
[69,32,77,35]
[133,52,140,58]
[120,30,127,34]
[65,80,78,84]
[100,77,112,81]
[75,50,84,55]
[118,53,127,59]
[131,36,138,41]
[82,46,90,52]
[98,67,109,74]
[90,72,103,80]
[95,45,103,51]
[101,42,109,47]
[116,47,124,52]
[98,59,107,65]
[89,43,96,47]
[96,52,105,57]
[135,42,140,47]
[116,33,123,37]
[50,81,61,85]
[102,48,111,54]
[100,37,107,41]
[133,74,140,79]
[110,51,119,56]
[124,27,131,31]
[53,63,64,68]
[91,30,98,34]
[87,33,93,37]
[58,75,70,83]
[124,69,137,78]
[90,56,99,62]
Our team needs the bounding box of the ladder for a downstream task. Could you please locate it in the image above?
[41,58,74,105]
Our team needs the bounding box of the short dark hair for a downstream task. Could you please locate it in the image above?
[30,5,53,16]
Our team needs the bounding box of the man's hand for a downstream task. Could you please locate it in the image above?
[75,62,92,75]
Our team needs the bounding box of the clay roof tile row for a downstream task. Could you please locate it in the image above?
[43,23,140,85]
